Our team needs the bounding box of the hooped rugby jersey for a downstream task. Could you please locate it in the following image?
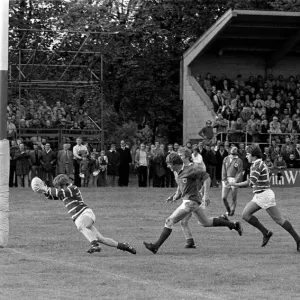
[174,164,209,203]
[249,159,270,193]
[44,184,88,221]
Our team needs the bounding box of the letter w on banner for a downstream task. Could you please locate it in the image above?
[270,169,300,188]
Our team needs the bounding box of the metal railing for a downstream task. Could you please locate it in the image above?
[16,128,101,149]
[215,131,299,147]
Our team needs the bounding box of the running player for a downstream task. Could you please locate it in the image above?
[143,153,243,254]
[221,146,243,216]
[228,144,300,252]
[36,174,136,255]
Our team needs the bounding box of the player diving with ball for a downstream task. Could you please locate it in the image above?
[143,153,243,254]
[31,174,136,255]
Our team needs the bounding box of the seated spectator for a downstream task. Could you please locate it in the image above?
[213,113,228,140]
[229,118,245,143]
[269,116,281,134]
[265,156,274,173]
[262,147,271,161]
[286,153,299,169]
[69,122,82,135]
[52,101,66,116]
[198,120,215,145]
[281,145,294,162]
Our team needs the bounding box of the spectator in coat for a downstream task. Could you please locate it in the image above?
[79,154,90,187]
[106,144,120,187]
[286,153,299,169]
[57,143,74,177]
[40,143,56,186]
[89,152,100,187]
[165,144,176,188]
[9,140,19,187]
[73,137,88,187]
[98,150,108,187]
[15,143,30,188]
[117,140,132,187]
[206,144,218,187]
[29,142,43,179]
[216,143,228,185]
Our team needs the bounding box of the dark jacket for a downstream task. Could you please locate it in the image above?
[107,150,120,176]
[117,147,132,165]
[15,150,30,176]
[41,150,57,172]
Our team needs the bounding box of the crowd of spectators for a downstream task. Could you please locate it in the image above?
[9,132,300,190]
[6,98,96,141]
[195,73,300,145]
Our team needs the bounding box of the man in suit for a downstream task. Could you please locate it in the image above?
[216,143,228,185]
[29,142,43,179]
[117,140,132,187]
[40,143,57,186]
[57,143,74,177]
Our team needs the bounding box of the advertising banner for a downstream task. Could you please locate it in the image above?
[270,168,300,187]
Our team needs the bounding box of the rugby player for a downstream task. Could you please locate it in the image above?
[38,174,136,255]
[221,146,243,216]
[143,153,243,254]
[228,144,300,252]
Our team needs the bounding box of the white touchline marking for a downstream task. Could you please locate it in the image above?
[4,248,224,300]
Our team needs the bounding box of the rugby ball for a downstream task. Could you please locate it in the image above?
[31,177,47,193]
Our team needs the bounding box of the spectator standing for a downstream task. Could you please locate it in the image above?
[15,143,30,188]
[117,140,132,187]
[98,150,108,187]
[230,118,245,143]
[191,145,206,171]
[107,144,120,187]
[79,154,90,187]
[89,152,100,187]
[73,137,88,187]
[286,153,299,169]
[57,143,74,177]
[206,144,218,187]
[29,142,43,179]
[135,143,149,187]
[40,143,56,187]
[151,144,166,187]
[165,144,176,188]
[216,143,228,185]
[9,140,19,187]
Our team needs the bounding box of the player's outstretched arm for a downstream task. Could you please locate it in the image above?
[201,177,211,202]
[229,178,250,187]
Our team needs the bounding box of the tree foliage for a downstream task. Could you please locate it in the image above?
[9,0,298,144]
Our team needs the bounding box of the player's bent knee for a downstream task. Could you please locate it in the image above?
[165,218,174,229]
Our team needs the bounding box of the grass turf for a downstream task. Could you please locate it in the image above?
[1,186,300,300]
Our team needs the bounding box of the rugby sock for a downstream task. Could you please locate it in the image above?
[213,218,234,229]
[154,227,172,248]
[282,220,300,242]
[247,216,268,236]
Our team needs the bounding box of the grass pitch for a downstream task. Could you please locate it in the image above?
[1,186,300,300]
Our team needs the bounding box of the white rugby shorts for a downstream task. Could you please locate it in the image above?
[251,189,276,209]
[75,208,95,229]
[222,177,236,188]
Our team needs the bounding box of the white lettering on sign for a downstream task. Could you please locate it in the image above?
[284,170,298,185]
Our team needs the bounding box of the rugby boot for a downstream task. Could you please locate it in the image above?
[184,238,196,249]
[87,243,102,254]
[228,209,235,217]
[234,221,243,236]
[261,231,273,247]
[117,242,137,255]
[143,242,158,254]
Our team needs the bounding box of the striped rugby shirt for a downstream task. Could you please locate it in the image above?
[249,159,270,193]
[44,184,88,221]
